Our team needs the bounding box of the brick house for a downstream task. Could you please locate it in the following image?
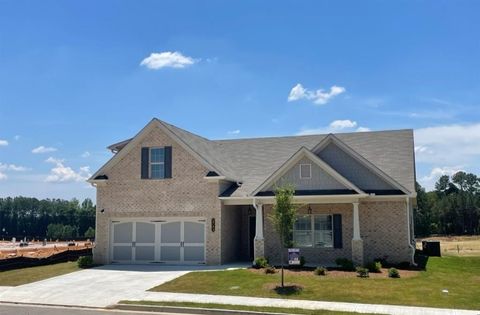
[88,118,416,266]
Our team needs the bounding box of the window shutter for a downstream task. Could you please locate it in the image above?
[164,146,172,178]
[333,214,342,249]
[141,147,149,179]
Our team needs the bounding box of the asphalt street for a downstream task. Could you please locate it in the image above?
[0,303,195,315]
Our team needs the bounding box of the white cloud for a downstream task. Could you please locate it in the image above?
[414,123,480,165]
[297,119,369,135]
[420,166,464,190]
[32,146,57,154]
[356,127,371,132]
[45,157,91,183]
[81,151,91,158]
[0,162,29,180]
[329,120,357,129]
[0,139,8,146]
[228,130,240,135]
[288,83,346,105]
[140,51,197,69]
[0,163,29,172]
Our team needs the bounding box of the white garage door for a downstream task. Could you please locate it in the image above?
[111,219,205,264]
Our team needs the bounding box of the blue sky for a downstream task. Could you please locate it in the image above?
[1,1,479,201]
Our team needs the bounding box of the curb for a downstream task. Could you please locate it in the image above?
[113,303,291,315]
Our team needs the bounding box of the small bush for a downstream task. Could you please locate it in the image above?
[253,257,268,269]
[335,258,355,271]
[299,256,306,267]
[77,256,93,269]
[366,261,382,273]
[388,268,400,278]
[356,266,369,278]
[314,266,327,276]
[264,265,276,274]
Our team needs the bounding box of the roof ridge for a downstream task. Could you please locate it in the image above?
[213,128,413,143]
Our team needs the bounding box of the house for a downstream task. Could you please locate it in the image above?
[88,118,416,266]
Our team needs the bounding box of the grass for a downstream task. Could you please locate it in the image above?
[0,261,80,286]
[119,300,380,315]
[151,256,480,310]
[417,235,480,256]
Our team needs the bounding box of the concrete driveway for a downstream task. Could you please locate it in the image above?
[0,264,246,308]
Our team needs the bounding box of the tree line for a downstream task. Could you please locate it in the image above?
[0,197,95,241]
[415,171,480,236]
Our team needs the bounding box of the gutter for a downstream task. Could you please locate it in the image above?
[406,197,417,266]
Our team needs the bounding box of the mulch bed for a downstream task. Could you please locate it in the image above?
[249,267,419,278]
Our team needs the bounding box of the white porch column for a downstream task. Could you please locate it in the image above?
[351,202,364,265]
[253,202,265,261]
[352,202,361,240]
[255,203,264,240]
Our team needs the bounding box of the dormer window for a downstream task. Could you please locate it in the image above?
[299,163,311,179]
[150,148,165,179]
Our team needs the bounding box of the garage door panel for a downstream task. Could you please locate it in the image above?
[161,222,181,243]
[136,222,155,243]
[113,222,133,243]
[184,246,204,261]
[113,246,132,261]
[161,246,181,261]
[135,245,155,261]
[183,221,205,243]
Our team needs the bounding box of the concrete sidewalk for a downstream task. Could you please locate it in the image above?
[136,291,480,315]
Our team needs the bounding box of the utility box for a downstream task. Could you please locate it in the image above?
[422,240,441,257]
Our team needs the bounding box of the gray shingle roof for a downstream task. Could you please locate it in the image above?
[111,119,415,197]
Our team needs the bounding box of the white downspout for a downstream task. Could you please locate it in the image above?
[406,197,417,266]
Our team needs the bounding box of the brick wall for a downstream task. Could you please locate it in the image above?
[94,125,222,265]
[263,201,412,266]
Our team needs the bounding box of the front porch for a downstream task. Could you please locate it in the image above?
[221,200,367,266]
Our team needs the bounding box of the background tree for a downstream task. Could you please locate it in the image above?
[0,197,96,240]
[270,185,297,288]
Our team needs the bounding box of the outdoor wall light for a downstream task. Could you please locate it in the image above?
[100,209,105,213]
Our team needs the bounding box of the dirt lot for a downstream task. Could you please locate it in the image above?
[0,241,93,260]
[416,235,480,256]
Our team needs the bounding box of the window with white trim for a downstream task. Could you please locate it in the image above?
[293,214,333,248]
[299,163,311,179]
[150,147,165,179]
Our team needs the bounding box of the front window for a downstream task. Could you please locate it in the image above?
[150,148,165,179]
[293,214,333,248]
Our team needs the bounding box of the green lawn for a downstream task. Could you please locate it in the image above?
[119,301,379,315]
[151,256,480,310]
[0,261,80,286]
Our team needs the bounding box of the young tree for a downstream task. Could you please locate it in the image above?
[270,185,297,288]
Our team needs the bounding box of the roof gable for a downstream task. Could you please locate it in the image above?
[251,147,365,196]
[89,119,225,181]
[313,134,410,194]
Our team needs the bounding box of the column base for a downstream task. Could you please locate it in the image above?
[351,239,364,266]
[253,238,265,262]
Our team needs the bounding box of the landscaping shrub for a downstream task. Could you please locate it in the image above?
[366,261,382,273]
[77,255,93,268]
[388,267,400,278]
[314,266,327,276]
[253,257,268,269]
[335,258,355,271]
[356,267,369,278]
[264,265,276,274]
